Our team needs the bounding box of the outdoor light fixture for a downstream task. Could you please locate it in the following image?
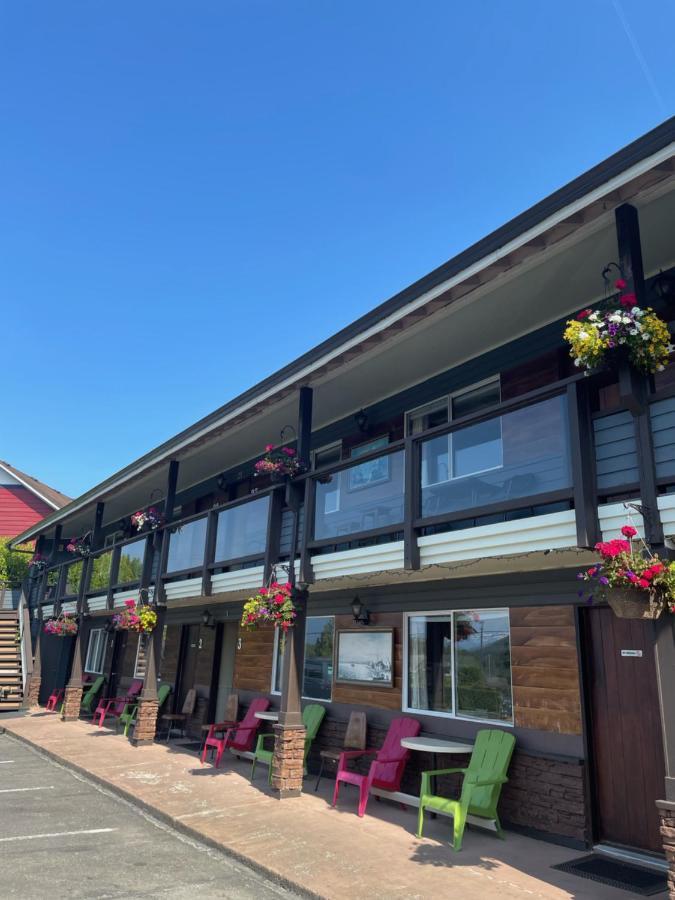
[354,409,368,433]
[351,596,370,626]
[201,610,216,629]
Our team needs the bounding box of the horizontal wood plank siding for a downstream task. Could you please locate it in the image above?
[233,625,275,692]
[510,606,582,735]
[593,410,638,491]
[650,396,675,480]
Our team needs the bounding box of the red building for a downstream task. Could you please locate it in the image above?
[0,461,70,538]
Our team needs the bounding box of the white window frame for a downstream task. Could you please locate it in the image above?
[311,441,342,469]
[416,377,504,488]
[84,628,106,675]
[405,396,450,436]
[104,531,124,549]
[313,443,343,516]
[271,615,335,702]
[134,633,149,679]
[402,608,514,727]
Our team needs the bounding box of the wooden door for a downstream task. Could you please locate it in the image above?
[176,624,200,711]
[585,607,665,853]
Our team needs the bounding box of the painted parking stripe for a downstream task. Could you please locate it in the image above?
[0,827,116,843]
[0,760,15,764]
[0,786,55,793]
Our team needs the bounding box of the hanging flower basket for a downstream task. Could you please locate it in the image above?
[112,599,158,633]
[577,524,674,620]
[44,614,78,637]
[564,277,672,375]
[254,445,305,480]
[66,535,91,557]
[241,581,296,631]
[131,507,164,532]
[605,586,665,620]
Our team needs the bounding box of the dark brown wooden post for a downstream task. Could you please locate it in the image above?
[566,380,600,548]
[155,460,179,604]
[403,436,420,569]
[264,489,283,583]
[272,387,312,798]
[202,509,218,596]
[61,613,88,721]
[655,615,675,898]
[25,564,49,708]
[615,203,663,544]
[131,606,166,745]
[107,545,121,611]
[298,477,315,585]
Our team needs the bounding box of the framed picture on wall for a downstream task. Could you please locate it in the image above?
[335,628,394,687]
[348,436,390,491]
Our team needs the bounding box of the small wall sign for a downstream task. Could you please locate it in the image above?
[621,649,643,657]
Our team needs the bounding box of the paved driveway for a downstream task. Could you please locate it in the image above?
[0,733,298,899]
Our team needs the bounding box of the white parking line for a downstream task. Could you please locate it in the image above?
[0,760,15,764]
[0,786,55,793]
[0,828,116,843]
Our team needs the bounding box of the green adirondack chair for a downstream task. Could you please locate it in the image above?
[80,676,105,715]
[417,729,515,850]
[251,703,326,784]
[118,684,171,738]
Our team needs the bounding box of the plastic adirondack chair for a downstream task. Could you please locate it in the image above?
[118,684,171,738]
[251,703,326,784]
[201,697,270,767]
[80,676,105,715]
[46,688,65,712]
[332,717,421,817]
[417,729,515,850]
[94,679,144,727]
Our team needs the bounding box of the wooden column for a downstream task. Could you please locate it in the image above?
[131,606,166,745]
[655,614,675,898]
[272,387,312,798]
[566,380,600,548]
[156,460,179,604]
[61,616,88,721]
[263,489,283,583]
[615,203,663,544]
[23,603,42,709]
[202,508,218,596]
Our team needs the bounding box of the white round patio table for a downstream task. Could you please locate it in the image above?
[254,711,279,722]
[401,736,474,811]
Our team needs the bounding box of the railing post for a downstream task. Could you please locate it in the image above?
[404,436,420,569]
[107,546,121,611]
[566,381,600,548]
[298,477,315,585]
[55,564,67,616]
[202,510,218,596]
[155,460,179,605]
[264,489,283,583]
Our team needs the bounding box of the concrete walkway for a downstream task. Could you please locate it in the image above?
[0,713,662,899]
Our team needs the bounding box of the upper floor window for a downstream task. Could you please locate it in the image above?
[85,628,106,675]
[117,539,146,585]
[404,608,513,724]
[312,442,342,469]
[272,615,335,701]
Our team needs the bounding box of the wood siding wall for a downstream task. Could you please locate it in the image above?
[231,605,582,735]
[511,606,582,735]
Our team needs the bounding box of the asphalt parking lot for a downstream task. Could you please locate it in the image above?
[0,732,299,899]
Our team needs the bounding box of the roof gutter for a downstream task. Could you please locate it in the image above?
[11,119,675,547]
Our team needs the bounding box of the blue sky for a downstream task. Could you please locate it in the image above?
[1,1,673,498]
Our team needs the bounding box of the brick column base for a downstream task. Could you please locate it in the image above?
[60,685,83,721]
[131,699,159,745]
[23,674,41,708]
[658,801,675,898]
[271,724,306,798]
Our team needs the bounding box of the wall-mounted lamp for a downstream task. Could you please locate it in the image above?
[354,409,369,433]
[216,473,228,492]
[654,269,675,302]
[351,596,370,626]
[201,610,216,629]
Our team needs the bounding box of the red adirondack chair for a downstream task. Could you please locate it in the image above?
[94,679,144,728]
[332,716,421,817]
[201,697,270,767]
[46,688,65,711]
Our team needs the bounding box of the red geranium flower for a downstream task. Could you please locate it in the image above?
[615,278,627,290]
[621,525,637,538]
[577,309,592,320]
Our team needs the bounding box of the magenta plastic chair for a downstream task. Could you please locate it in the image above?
[332,717,421,817]
[94,679,143,728]
[201,697,270,767]
[46,688,64,711]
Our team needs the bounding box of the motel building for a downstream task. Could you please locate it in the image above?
[12,118,675,886]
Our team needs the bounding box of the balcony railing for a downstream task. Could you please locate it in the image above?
[39,375,675,610]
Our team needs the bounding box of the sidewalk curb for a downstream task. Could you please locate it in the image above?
[0,723,323,900]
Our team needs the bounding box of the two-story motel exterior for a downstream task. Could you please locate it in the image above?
[13,119,675,879]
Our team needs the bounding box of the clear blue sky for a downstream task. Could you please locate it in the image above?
[1,1,673,498]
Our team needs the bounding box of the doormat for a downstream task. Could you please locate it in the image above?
[552,854,667,896]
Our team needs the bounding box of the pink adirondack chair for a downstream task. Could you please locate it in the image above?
[46,688,65,711]
[94,679,144,728]
[201,697,270,767]
[332,717,421,817]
